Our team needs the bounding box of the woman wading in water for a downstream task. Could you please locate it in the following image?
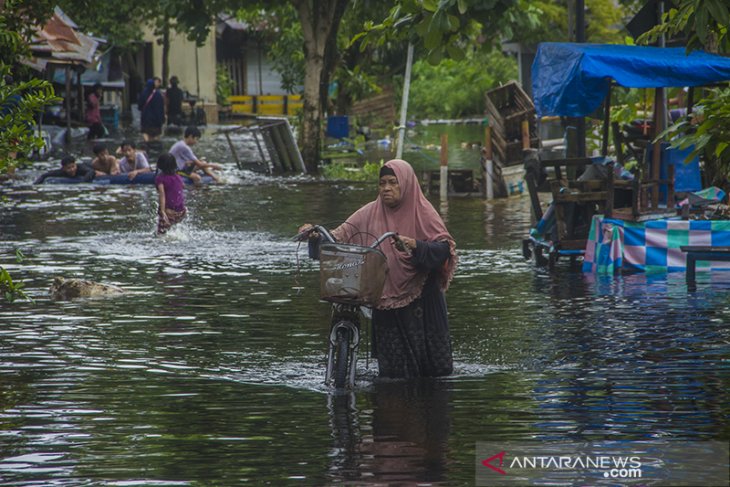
[301,159,457,378]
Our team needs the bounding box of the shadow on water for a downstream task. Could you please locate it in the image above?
[0,124,729,484]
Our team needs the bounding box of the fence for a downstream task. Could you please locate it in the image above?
[228,95,303,116]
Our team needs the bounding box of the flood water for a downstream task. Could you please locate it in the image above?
[1,124,729,486]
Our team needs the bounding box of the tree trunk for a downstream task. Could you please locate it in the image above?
[294,0,349,173]
[161,19,170,87]
[320,0,347,115]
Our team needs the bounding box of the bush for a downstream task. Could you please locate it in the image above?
[215,64,234,106]
[408,49,518,119]
[321,160,383,181]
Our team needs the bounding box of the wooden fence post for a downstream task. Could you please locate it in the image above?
[440,133,448,201]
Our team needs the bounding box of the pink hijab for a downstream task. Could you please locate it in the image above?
[332,159,457,310]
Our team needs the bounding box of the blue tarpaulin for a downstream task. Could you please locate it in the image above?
[532,43,730,117]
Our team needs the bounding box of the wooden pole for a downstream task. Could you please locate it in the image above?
[651,87,665,209]
[484,125,494,200]
[64,65,71,143]
[440,133,448,201]
[76,69,84,123]
[521,119,530,150]
[652,0,667,210]
[602,84,612,156]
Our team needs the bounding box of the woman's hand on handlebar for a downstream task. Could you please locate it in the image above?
[394,235,416,253]
[295,224,319,241]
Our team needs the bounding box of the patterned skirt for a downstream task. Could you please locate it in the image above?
[372,286,453,379]
[157,207,187,235]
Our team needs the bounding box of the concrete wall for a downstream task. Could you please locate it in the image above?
[142,25,217,104]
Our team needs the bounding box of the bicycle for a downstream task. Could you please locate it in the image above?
[295,225,404,389]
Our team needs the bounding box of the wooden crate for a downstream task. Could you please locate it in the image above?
[484,81,539,166]
[351,88,396,128]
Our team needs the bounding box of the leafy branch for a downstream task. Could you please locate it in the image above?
[0,250,31,303]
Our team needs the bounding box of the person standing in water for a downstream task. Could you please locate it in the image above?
[85,83,106,139]
[166,75,184,126]
[138,77,165,142]
[155,153,187,235]
[300,159,458,378]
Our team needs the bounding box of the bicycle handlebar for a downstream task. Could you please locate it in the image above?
[294,225,404,250]
[293,225,336,243]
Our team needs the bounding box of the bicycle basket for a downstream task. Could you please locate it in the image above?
[319,243,388,306]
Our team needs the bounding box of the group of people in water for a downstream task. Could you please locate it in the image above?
[35,126,223,235]
[86,76,186,142]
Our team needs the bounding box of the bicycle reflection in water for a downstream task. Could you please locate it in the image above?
[326,379,452,484]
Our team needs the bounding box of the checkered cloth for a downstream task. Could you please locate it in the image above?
[583,216,730,274]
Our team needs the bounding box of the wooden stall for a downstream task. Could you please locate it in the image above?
[523,43,730,269]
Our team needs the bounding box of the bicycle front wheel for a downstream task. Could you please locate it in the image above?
[333,325,352,389]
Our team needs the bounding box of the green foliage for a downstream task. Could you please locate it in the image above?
[408,49,517,119]
[0,250,30,303]
[355,0,551,64]
[659,87,730,183]
[0,2,54,77]
[57,0,227,51]
[56,0,149,51]
[216,64,234,106]
[1,0,55,47]
[637,0,730,54]
[235,5,306,94]
[0,68,61,174]
[0,9,62,177]
[635,0,730,184]
[517,0,625,45]
[322,160,383,181]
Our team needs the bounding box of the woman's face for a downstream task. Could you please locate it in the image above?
[379,174,401,208]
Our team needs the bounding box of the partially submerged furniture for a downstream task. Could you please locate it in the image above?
[523,43,730,269]
[681,246,730,289]
[523,157,613,268]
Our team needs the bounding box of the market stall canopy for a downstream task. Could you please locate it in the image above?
[23,6,103,71]
[532,43,730,117]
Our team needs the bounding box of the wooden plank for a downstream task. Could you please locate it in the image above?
[269,123,293,172]
[525,171,543,221]
[605,161,615,218]
[556,239,587,250]
[554,191,608,202]
[609,207,676,222]
[260,126,282,173]
[540,158,594,168]
[681,246,730,253]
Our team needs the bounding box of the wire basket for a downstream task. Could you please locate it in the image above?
[319,243,388,306]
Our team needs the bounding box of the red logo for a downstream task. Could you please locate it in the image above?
[482,451,507,475]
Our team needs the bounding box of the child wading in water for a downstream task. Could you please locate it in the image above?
[155,153,187,235]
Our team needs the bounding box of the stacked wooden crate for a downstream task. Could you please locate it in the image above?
[484,81,539,166]
[351,87,396,128]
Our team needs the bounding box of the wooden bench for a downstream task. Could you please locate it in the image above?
[680,245,730,288]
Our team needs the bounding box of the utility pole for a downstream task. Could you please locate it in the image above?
[396,42,414,159]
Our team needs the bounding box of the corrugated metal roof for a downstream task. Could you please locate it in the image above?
[23,7,102,70]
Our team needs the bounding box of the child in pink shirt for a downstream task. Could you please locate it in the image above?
[155,153,187,234]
